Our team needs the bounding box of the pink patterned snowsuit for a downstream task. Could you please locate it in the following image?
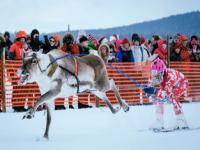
[150,68,188,115]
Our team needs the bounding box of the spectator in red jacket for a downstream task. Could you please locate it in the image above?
[149,39,167,63]
[61,33,80,54]
[170,35,190,62]
[8,31,29,60]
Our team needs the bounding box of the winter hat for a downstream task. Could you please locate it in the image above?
[31,29,39,39]
[63,33,74,44]
[98,43,110,52]
[178,35,187,43]
[79,36,88,43]
[50,34,61,42]
[191,35,198,41]
[4,31,10,38]
[152,35,160,41]
[98,43,110,63]
[16,31,27,39]
[132,33,140,42]
[88,34,99,47]
[157,39,166,46]
[122,38,130,45]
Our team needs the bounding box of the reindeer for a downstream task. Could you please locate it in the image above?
[18,49,129,139]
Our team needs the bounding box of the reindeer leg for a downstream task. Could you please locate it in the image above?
[23,79,61,119]
[109,79,129,112]
[91,91,120,114]
[43,103,51,140]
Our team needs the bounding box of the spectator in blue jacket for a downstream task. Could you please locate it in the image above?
[117,38,134,62]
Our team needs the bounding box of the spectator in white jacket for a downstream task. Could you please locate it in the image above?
[131,33,149,62]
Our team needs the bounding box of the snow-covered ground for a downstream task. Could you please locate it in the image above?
[0,103,200,150]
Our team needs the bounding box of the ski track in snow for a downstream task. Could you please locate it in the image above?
[0,103,200,150]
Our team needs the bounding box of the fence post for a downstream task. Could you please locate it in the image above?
[95,97,100,108]
[1,48,6,112]
[166,34,170,68]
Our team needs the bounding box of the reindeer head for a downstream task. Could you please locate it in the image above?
[18,50,43,85]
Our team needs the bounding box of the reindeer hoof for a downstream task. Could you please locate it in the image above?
[123,106,129,112]
[111,106,120,114]
[43,134,49,140]
[22,114,34,119]
[22,108,34,119]
[27,114,33,119]
[121,99,130,112]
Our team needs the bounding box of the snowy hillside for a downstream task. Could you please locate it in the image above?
[0,103,200,150]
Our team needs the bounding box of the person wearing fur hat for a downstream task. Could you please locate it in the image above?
[61,33,80,54]
[131,33,149,62]
[29,29,47,53]
[116,38,134,62]
[98,43,110,63]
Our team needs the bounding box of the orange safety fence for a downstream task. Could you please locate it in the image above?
[0,60,3,108]
[1,60,200,111]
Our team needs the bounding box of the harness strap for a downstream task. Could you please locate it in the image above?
[47,54,58,77]
[140,46,144,62]
[59,65,80,93]
[73,57,79,76]
[41,54,80,93]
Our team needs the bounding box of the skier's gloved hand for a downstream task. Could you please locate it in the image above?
[143,86,156,96]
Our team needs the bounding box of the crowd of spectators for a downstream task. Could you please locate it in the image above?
[0,29,199,63]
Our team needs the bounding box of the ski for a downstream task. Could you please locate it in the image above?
[153,127,200,133]
[138,127,200,133]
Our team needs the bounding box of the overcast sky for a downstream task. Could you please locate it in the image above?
[0,0,200,34]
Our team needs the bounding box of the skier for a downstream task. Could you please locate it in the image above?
[143,58,189,131]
